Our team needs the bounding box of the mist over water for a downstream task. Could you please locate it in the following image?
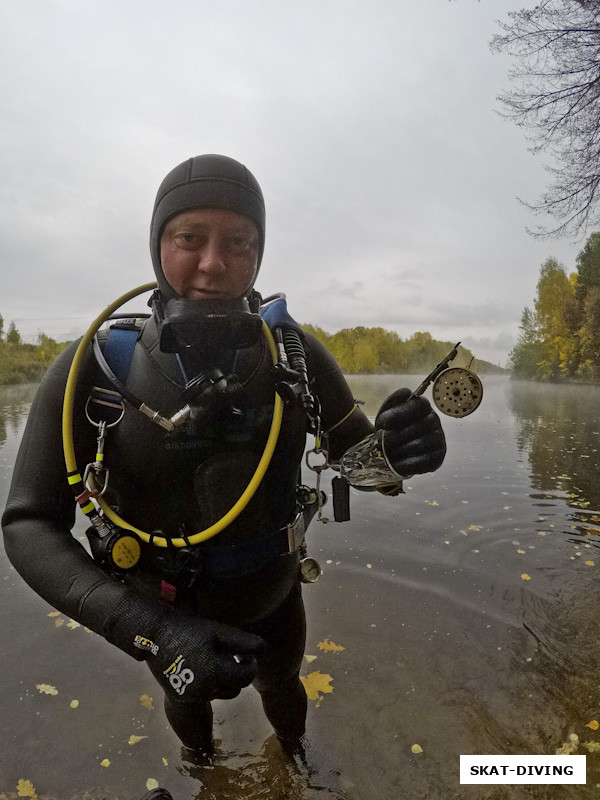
[2,375,600,799]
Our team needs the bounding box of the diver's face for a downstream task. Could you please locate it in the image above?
[160,209,259,300]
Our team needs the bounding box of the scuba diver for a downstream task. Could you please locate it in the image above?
[1,155,446,760]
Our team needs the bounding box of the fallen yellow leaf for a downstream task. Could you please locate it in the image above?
[47,611,60,618]
[140,694,154,709]
[54,618,64,627]
[17,780,38,800]
[469,525,482,531]
[586,561,595,566]
[70,699,79,709]
[583,741,600,752]
[128,735,147,745]
[101,759,110,767]
[556,742,577,755]
[67,619,80,629]
[36,683,58,695]
[317,640,345,653]
[300,671,334,700]
[521,573,532,581]
[162,757,168,766]
[411,744,423,755]
[146,779,159,791]
[586,720,599,730]
[305,654,317,663]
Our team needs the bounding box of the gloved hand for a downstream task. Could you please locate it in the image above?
[375,388,446,476]
[105,593,266,701]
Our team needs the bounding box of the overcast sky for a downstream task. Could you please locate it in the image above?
[0,0,587,366]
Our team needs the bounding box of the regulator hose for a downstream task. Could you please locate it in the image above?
[62,283,284,548]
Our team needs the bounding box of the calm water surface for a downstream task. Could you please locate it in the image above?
[1,376,600,799]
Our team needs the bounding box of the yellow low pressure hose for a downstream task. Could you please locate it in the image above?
[63,283,284,548]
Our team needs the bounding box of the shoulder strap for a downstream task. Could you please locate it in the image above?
[102,321,142,384]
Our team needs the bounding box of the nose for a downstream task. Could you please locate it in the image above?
[197,236,227,275]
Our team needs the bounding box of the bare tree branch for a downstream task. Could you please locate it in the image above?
[492,0,600,238]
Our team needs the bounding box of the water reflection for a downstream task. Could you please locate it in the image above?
[0,383,38,448]
[509,380,600,541]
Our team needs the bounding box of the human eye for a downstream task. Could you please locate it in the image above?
[226,232,257,254]
[174,232,203,250]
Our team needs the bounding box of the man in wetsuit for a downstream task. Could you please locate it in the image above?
[1,155,446,756]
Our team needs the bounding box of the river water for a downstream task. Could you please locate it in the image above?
[2,375,600,800]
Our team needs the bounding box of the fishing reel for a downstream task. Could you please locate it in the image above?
[413,342,483,418]
[430,366,483,417]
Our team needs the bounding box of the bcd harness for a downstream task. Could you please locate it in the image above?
[64,286,352,585]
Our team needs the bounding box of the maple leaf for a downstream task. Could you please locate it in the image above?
[583,741,600,752]
[36,683,58,695]
[300,671,334,700]
[317,640,345,653]
[17,780,38,800]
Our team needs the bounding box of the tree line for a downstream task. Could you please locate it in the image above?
[510,232,600,381]
[0,315,71,385]
[302,325,498,375]
[0,312,501,387]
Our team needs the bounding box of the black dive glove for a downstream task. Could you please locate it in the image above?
[375,388,446,476]
[105,593,266,701]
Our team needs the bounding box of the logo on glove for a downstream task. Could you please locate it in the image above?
[163,654,195,695]
[134,634,159,656]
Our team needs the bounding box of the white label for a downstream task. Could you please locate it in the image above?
[460,755,586,784]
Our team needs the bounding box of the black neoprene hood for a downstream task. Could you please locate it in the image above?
[150,154,266,302]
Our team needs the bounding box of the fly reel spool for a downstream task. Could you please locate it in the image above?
[431,367,483,418]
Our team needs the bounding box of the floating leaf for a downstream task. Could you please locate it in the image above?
[140,694,154,709]
[305,654,317,663]
[70,699,79,709]
[300,671,334,700]
[556,742,577,755]
[586,720,599,730]
[517,549,526,554]
[162,757,168,766]
[425,500,438,506]
[36,683,58,695]
[17,780,38,800]
[586,561,595,566]
[101,759,110,767]
[583,741,600,752]
[129,735,147,745]
[47,611,60,618]
[469,525,482,531]
[146,779,159,791]
[318,640,345,653]
[67,619,80,629]
[411,744,423,755]
[521,574,532,581]
[54,618,64,628]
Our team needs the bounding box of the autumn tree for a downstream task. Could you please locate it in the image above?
[509,306,543,378]
[534,258,577,378]
[492,1,600,237]
[6,321,22,346]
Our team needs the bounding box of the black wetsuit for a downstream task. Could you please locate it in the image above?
[2,311,373,746]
